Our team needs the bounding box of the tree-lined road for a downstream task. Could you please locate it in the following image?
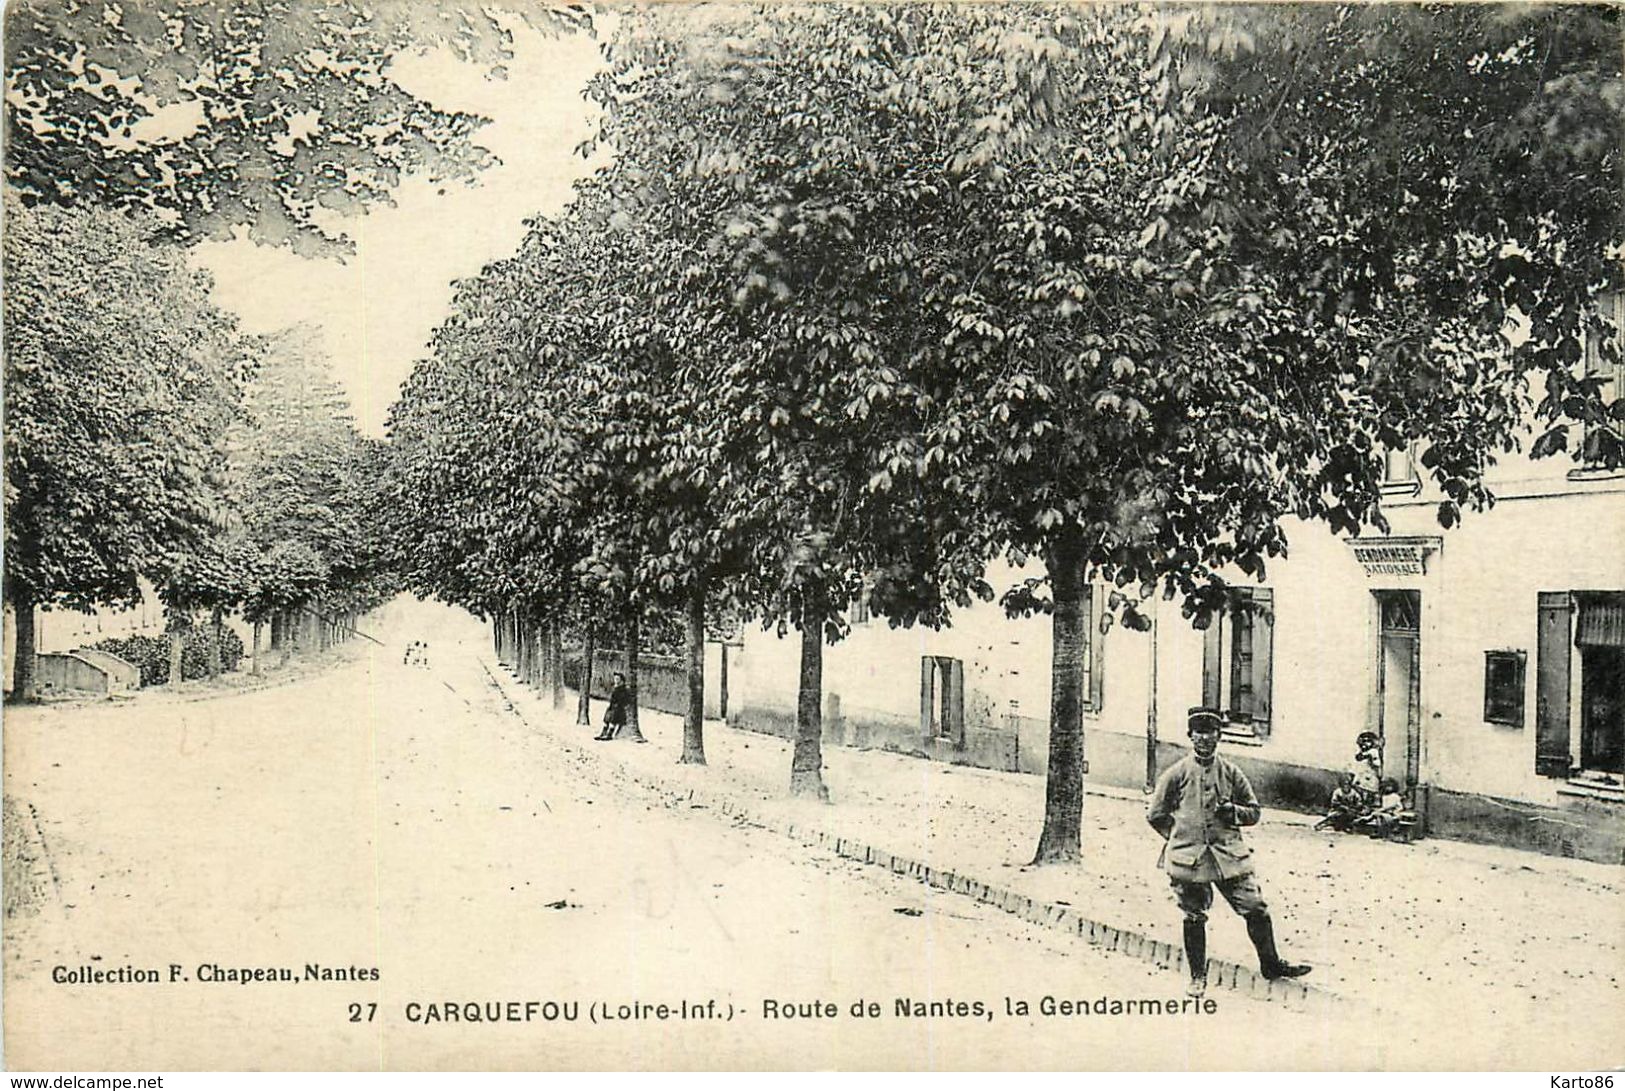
[4,606,1328,1071]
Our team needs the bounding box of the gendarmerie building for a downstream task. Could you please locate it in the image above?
[728,313,1625,864]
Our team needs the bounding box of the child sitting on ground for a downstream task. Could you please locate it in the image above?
[1359,778,1406,838]
[1315,772,1368,832]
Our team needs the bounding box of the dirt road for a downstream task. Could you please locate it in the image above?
[5,606,1328,1071]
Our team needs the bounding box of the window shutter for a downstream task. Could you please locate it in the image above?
[1087,586,1104,712]
[947,658,966,745]
[1251,589,1274,737]
[1201,610,1223,708]
[919,656,936,742]
[1535,592,1574,778]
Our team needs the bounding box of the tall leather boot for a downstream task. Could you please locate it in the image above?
[1245,911,1311,980]
[1182,919,1207,997]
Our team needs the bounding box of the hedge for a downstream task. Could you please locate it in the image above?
[87,626,245,687]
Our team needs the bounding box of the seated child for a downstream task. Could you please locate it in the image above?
[1359,778,1406,838]
[1315,772,1368,832]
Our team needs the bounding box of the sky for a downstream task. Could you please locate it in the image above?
[193,24,608,437]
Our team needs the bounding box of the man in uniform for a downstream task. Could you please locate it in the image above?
[1147,707,1312,996]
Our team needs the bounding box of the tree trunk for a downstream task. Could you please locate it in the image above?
[576,622,595,726]
[168,627,185,687]
[790,601,829,800]
[521,617,533,683]
[680,581,707,765]
[251,621,263,677]
[11,590,38,702]
[539,617,552,686]
[620,612,646,742]
[549,625,565,710]
[1032,537,1087,865]
[208,608,223,678]
[269,612,282,651]
[535,620,549,689]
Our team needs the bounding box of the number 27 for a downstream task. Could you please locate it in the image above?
[348,1002,378,1023]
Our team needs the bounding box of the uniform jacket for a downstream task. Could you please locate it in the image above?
[1146,753,1262,882]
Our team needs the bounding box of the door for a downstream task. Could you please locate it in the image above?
[1375,591,1422,790]
[920,656,965,745]
[1580,646,1624,776]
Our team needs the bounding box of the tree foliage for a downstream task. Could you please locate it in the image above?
[385,2,1622,831]
[4,0,589,256]
[3,196,249,614]
[232,326,394,620]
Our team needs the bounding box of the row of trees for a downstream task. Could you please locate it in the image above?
[2,0,578,698]
[386,4,1624,863]
[2,197,394,697]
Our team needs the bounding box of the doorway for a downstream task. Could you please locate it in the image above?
[920,656,965,745]
[1374,590,1422,790]
[1580,646,1624,776]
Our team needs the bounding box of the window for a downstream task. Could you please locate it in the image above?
[1202,588,1275,738]
[1483,651,1525,727]
[1082,585,1104,712]
[1381,443,1420,495]
[849,589,871,626]
[1581,292,1625,468]
[1537,591,1625,780]
[920,656,964,744]
[1380,591,1420,634]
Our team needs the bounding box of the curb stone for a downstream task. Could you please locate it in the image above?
[481,661,1350,1017]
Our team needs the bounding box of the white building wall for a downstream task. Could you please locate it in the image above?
[1383,485,1625,801]
[732,443,1625,813]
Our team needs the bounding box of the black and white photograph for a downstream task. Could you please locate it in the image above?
[2,0,1623,1074]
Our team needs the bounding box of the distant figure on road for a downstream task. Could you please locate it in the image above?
[1147,707,1312,997]
[594,673,631,741]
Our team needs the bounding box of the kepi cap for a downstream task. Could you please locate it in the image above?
[1187,706,1224,732]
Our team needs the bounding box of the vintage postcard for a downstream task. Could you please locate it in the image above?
[3,0,1623,1074]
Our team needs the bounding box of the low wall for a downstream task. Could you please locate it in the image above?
[35,652,126,697]
[1423,785,1625,865]
[71,648,140,692]
[713,695,1625,866]
[562,651,722,720]
[735,703,1389,826]
[1075,729,1340,815]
